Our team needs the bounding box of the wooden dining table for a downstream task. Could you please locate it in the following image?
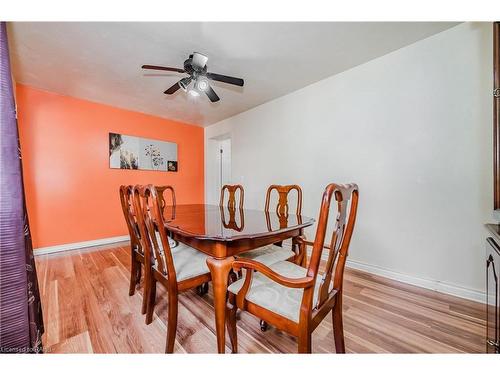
[163,204,314,353]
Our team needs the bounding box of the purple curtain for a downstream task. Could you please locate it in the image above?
[0,21,43,353]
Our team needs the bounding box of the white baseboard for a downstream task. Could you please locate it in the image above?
[311,249,485,303]
[345,258,486,304]
[34,235,130,255]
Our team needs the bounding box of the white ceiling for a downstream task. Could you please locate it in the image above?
[8,22,458,127]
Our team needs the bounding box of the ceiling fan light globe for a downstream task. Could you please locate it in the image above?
[188,89,200,97]
[196,78,209,92]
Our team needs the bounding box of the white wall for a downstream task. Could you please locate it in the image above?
[205,23,493,299]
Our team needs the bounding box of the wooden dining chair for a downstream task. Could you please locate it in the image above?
[119,185,177,315]
[132,184,212,353]
[220,184,244,209]
[238,185,304,268]
[226,183,359,353]
[119,185,145,310]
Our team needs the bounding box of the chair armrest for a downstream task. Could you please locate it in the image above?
[232,259,315,289]
[296,236,331,251]
[296,237,315,248]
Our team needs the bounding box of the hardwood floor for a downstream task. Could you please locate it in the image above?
[35,243,486,353]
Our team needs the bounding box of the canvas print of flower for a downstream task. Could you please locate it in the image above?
[138,138,175,171]
[109,133,178,172]
[144,144,165,170]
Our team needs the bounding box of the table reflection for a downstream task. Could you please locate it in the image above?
[163,204,313,241]
[220,206,245,232]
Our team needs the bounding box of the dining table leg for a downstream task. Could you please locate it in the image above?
[206,255,234,354]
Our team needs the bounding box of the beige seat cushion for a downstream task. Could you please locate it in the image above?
[228,261,333,322]
[154,233,210,282]
[171,242,210,282]
[155,231,178,249]
[238,244,295,266]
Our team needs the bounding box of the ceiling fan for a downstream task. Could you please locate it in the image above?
[142,52,244,103]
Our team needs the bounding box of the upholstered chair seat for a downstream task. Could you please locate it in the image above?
[152,232,209,282]
[238,245,295,266]
[228,260,334,322]
[161,242,210,282]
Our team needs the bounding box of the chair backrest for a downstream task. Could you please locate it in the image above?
[220,184,244,210]
[132,185,178,285]
[119,185,142,254]
[306,183,359,309]
[265,185,302,217]
[156,185,176,221]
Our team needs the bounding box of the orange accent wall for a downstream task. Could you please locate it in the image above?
[16,84,204,249]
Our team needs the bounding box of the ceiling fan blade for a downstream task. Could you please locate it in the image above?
[206,72,244,87]
[142,65,185,73]
[192,52,208,69]
[205,85,220,102]
[164,82,181,95]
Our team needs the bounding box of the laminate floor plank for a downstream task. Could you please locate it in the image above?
[35,244,486,354]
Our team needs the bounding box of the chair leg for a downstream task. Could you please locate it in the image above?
[140,272,148,315]
[226,294,238,353]
[293,244,307,267]
[145,278,157,325]
[260,320,268,332]
[300,251,308,267]
[332,298,345,354]
[129,259,138,296]
[136,263,142,284]
[141,265,149,315]
[196,282,209,296]
[228,270,238,284]
[137,263,147,315]
[165,292,178,354]
[298,331,312,353]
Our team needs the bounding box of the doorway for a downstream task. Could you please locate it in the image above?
[206,134,232,204]
[218,138,231,194]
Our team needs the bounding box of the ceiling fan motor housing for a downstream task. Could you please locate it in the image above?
[184,57,207,75]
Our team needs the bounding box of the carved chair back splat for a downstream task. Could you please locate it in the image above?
[264,184,304,264]
[220,184,244,210]
[265,184,302,217]
[156,185,176,221]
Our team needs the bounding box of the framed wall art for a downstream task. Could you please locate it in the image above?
[109,133,178,172]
